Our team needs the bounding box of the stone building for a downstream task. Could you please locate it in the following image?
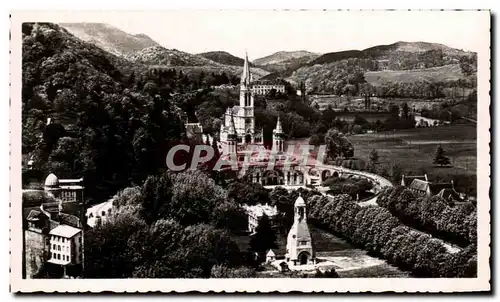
[47,224,83,267]
[219,52,262,145]
[85,199,114,228]
[24,202,83,278]
[251,83,286,95]
[285,195,315,266]
[243,203,278,234]
[44,173,84,204]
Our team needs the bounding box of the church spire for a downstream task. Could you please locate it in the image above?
[228,111,237,136]
[241,51,251,86]
[272,115,285,153]
[275,116,283,134]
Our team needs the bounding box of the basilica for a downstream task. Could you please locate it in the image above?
[219,52,262,146]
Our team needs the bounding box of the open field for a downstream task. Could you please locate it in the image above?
[232,226,408,277]
[365,64,464,86]
[308,94,458,114]
[348,124,477,194]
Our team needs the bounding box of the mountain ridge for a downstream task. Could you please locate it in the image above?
[198,51,254,67]
[59,22,161,57]
[253,50,321,66]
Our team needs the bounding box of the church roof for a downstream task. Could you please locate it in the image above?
[295,195,306,207]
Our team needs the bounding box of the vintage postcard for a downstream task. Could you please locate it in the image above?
[10,10,490,293]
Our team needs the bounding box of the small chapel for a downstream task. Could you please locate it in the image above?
[285,194,316,266]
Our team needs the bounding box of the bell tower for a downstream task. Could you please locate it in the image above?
[272,116,285,153]
[226,113,238,158]
[239,51,255,143]
[286,194,315,266]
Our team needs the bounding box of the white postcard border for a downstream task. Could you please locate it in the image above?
[9,10,491,293]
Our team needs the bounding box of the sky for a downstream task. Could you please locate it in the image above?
[49,10,488,60]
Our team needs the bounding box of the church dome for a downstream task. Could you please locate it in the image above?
[294,195,306,207]
[44,173,59,187]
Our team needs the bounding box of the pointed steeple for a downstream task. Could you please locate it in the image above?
[272,115,285,153]
[274,116,283,134]
[241,51,251,86]
[228,111,237,136]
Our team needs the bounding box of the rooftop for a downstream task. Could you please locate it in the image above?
[408,179,430,192]
[244,203,278,217]
[49,224,81,238]
[86,199,114,216]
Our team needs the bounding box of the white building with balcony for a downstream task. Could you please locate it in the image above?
[243,203,278,234]
[47,225,82,266]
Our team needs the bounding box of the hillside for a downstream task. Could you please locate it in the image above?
[312,41,472,66]
[127,46,221,66]
[22,22,189,200]
[364,64,465,87]
[254,50,320,66]
[198,51,250,67]
[59,22,160,57]
[254,51,320,73]
[286,41,476,96]
[134,47,270,79]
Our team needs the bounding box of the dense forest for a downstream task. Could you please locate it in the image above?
[21,23,240,202]
[290,54,477,97]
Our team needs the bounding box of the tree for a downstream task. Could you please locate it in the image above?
[249,214,277,258]
[309,134,324,146]
[314,268,340,278]
[402,103,409,119]
[84,207,148,278]
[325,128,354,160]
[390,163,403,184]
[433,145,451,166]
[210,200,248,232]
[210,265,256,278]
[351,124,363,134]
[369,149,379,165]
[227,180,270,206]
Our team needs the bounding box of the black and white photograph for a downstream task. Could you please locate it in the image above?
[10,9,490,292]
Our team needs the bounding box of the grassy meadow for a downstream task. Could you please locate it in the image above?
[348,124,477,194]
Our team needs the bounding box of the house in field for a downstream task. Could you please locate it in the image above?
[401,174,428,187]
[402,175,461,200]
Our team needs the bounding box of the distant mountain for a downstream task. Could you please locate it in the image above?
[129,46,270,79]
[59,22,161,57]
[310,41,472,66]
[285,41,476,95]
[254,50,320,66]
[127,46,221,66]
[253,51,321,73]
[198,51,253,67]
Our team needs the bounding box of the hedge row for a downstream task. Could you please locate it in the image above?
[376,186,477,247]
[307,194,476,277]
